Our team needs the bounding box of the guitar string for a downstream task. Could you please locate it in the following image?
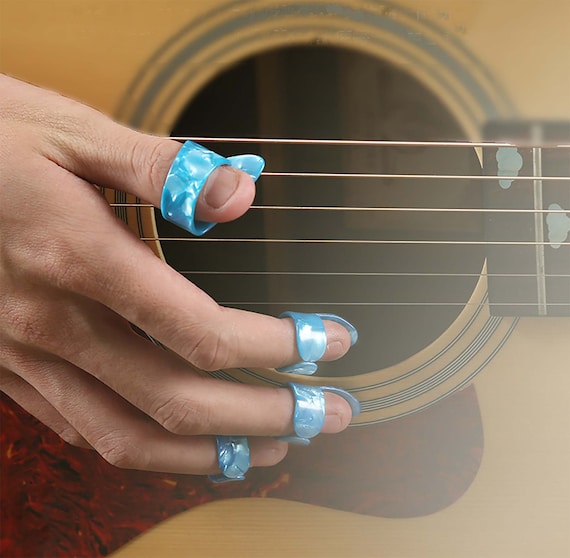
[112,138,570,306]
[213,302,570,307]
[112,203,568,213]
[143,238,569,246]
[171,136,570,149]
[257,172,567,180]
[180,271,570,278]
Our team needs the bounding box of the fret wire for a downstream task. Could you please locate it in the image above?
[172,136,570,149]
[110,203,569,213]
[181,271,570,278]
[143,238,570,246]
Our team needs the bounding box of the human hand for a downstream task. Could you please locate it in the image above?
[0,75,357,476]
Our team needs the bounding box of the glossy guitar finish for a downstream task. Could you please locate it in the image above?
[113,317,570,557]
[1,1,568,556]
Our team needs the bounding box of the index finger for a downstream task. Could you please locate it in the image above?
[32,90,357,370]
[95,229,354,371]
[47,163,355,372]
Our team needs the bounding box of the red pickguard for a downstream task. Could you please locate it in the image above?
[1,386,482,557]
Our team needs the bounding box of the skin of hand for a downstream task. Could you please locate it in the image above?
[0,74,355,475]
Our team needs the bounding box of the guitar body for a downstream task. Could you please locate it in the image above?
[112,317,570,557]
[1,1,568,556]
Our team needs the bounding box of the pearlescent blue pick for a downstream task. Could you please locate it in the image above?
[161,140,265,236]
[276,312,327,375]
[288,383,326,439]
[276,383,361,445]
[276,312,358,375]
[209,435,250,483]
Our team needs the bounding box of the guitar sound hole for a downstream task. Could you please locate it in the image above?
[159,47,484,376]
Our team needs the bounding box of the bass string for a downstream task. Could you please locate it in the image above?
[165,263,570,306]
[183,270,569,307]
[186,270,568,306]
[180,271,570,277]
[176,241,570,306]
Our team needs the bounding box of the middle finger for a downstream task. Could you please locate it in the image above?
[56,297,355,438]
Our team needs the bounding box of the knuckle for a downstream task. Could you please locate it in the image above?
[38,243,85,292]
[185,328,230,372]
[132,137,174,196]
[58,426,90,449]
[95,431,149,470]
[11,236,84,294]
[152,392,210,435]
[1,296,85,355]
[3,301,52,349]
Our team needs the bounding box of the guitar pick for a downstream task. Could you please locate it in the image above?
[208,435,250,483]
[161,140,264,235]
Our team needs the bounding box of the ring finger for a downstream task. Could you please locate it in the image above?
[5,350,287,475]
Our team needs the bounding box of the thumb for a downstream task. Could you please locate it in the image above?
[42,96,256,225]
[118,135,258,225]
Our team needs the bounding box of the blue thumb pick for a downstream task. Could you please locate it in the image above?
[161,140,265,236]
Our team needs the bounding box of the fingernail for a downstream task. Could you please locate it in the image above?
[275,436,311,446]
[322,386,361,417]
[317,313,358,346]
[203,165,239,209]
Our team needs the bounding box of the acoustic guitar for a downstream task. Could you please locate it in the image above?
[1,1,568,557]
